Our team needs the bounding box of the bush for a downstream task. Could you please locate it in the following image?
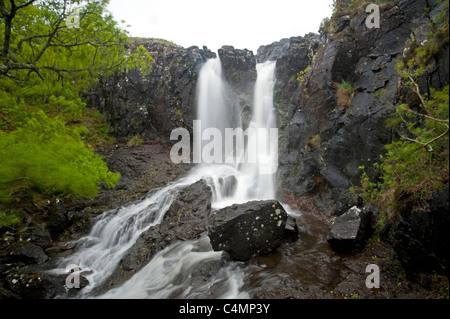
[305,134,321,151]
[352,85,449,215]
[0,112,120,202]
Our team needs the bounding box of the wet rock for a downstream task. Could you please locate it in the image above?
[389,186,449,276]
[327,206,373,253]
[45,198,70,236]
[218,45,257,91]
[208,200,288,261]
[276,0,449,218]
[29,229,52,249]
[85,39,216,142]
[45,241,76,255]
[4,268,66,299]
[8,242,49,265]
[283,216,299,243]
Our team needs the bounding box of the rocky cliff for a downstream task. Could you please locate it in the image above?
[274,0,448,218]
[84,0,449,279]
[88,0,447,218]
[85,39,216,142]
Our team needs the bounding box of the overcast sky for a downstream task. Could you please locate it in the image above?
[107,0,333,53]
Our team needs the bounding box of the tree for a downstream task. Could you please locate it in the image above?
[0,0,152,204]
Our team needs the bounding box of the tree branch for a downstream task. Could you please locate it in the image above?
[32,1,68,64]
[16,0,35,10]
[402,124,449,152]
[398,104,450,123]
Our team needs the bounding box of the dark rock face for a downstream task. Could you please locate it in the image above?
[85,39,216,142]
[327,206,373,252]
[218,46,257,91]
[389,187,450,277]
[208,200,288,261]
[96,179,212,293]
[8,242,49,265]
[276,0,449,217]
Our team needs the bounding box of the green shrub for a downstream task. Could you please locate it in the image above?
[0,111,120,202]
[352,86,449,215]
[296,66,310,86]
[0,212,22,228]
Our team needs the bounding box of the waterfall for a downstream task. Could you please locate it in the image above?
[197,58,278,208]
[238,61,278,201]
[51,57,280,299]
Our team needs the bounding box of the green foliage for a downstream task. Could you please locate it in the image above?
[0,1,154,203]
[396,0,449,78]
[0,111,120,202]
[296,65,310,86]
[353,86,449,215]
[353,5,449,215]
[127,134,144,147]
[0,211,22,227]
[331,0,397,20]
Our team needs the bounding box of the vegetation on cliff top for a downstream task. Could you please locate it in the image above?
[0,1,152,215]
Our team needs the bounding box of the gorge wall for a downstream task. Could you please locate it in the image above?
[89,0,448,215]
[275,0,449,218]
[86,0,449,276]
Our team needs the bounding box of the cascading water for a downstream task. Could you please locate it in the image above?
[50,57,284,299]
[235,61,278,202]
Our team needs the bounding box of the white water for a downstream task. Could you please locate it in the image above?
[51,58,284,299]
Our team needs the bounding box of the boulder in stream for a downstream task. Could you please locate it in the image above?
[208,200,289,261]
[327,206,373,252]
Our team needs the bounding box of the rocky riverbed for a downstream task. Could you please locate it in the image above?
[0,143,447,299]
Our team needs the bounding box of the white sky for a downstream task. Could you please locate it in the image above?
[107,0,333,54]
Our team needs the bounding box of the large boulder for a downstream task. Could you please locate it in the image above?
[327,206,373,252]
[208,200,289,261]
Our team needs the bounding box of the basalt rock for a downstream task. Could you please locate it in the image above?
[327,206,373,252]
[218,45,257,91]
[389,186,450,277]
[276,0,449,217]
[85,39,216,142]
[207,200,289,261]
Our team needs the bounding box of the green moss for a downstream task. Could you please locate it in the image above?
[127,134,144,147]
[174,108,183,120]
[0,212,22,227]
[296,65,310,86]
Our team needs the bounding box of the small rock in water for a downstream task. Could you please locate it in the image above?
[327,206,372,252]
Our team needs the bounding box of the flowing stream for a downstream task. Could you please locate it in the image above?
[50,58,336,299]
